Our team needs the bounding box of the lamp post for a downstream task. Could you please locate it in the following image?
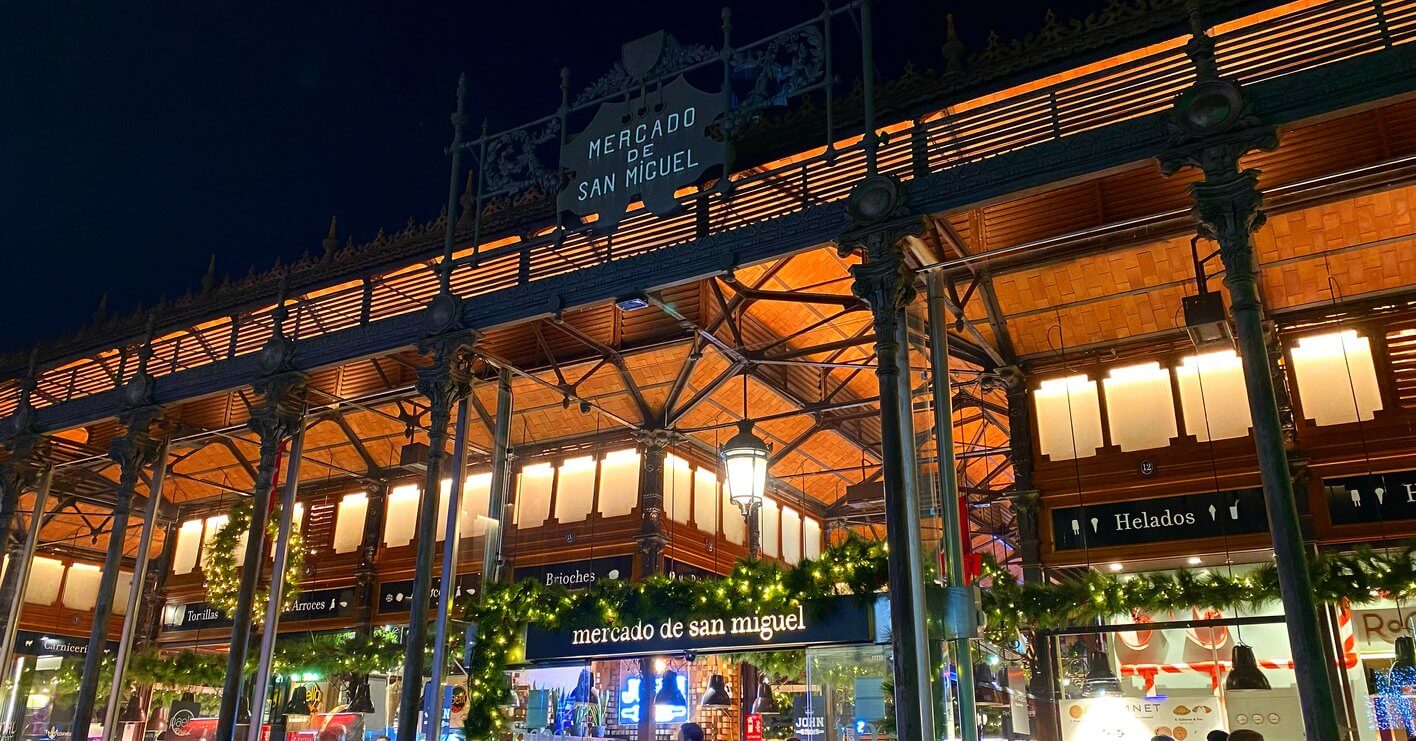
[721,419,769,559]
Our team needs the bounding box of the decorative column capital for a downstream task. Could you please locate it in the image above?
[839,175,923,381]
[248,371,309,445]
[633,428,683,455]
[414,339,476,416]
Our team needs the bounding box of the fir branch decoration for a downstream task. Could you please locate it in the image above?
[203,499,305,621]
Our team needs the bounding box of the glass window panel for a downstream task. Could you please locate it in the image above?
[172,519,203,575]
[515,463,555,528]
[693,468,719,533]
[200,515,230,568]
[761,497,780,558]
[555,456,598,524]
[332,492,368,554]
[1175,350,1252,441]
[113,571,134,615]
[781,506,802,564]
[383,484,421,548]
[804,517,822,559]
[1033,375,1105,460]
[61,563,101,611]
[24,557,64,605]
[596,449,639,518]
[463,472,493,536]
[664,454,693,525]
[1290,329,1383,426]
[1102,362,1178,451]
[722,487,745,545]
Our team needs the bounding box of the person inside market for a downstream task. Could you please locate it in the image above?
[1207,731,1230,741]
[1150,735,1176,741]
[1228,731,1265,741]
[676,722,705,741]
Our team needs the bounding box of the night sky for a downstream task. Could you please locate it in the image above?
[0,0,1102,354]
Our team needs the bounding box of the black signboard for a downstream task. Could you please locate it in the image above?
[1050,488,1269,551]
[512,555,633,589]
[377,573,481,613]
[1325,470,1416,525]
[523,596,880,662]
[163,587,355,631]
[792,694,827,739]
[14,631,113,657]
[665,558,720,581]
[558,60,727,232]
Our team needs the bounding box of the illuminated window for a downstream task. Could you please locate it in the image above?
[803,517,822,559]
[781,506,802,565]
[664,455,693,525]
[172,519,203,575]
[383,484,421,548]
[1175,350,1252,441]
[1290,330,1383,426]
[555,456,598,524]
[113,571,133,615]
[1033,375,1105,460]
[463,473,493,536]
[596,449,639,518]
[514,463,554,528]
[721,486,746,545]
[25,557,64,605]
[61,563,101,611]
[200,515,230,568]
[693,468,720,533]
[332,493,368,554]
[761,497,780,558]
[1102,362,1178,451]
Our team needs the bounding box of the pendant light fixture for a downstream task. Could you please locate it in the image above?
[700,674,732,708]
[721,371,770,558]
[1224,644,1272,691]
[750,679,781,715]
[1080,650,1123,698]
[654,670,689,713]
[284,684,312,716]
[346,675,377,714]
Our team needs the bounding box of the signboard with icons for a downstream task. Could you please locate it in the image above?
[1060,694,1222,740]
[1050,488,1268,551]
[1324,469,1416,524]
[511,555,632,589]
[377,573,480,613]
[1226,688,1303,739]
[14,631,113,657]
[161,587,355,631]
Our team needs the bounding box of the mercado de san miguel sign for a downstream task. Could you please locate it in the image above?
[1050,488,1269,551]
[557,38,727,232]
[522,595,887,662]
[1325,469,1416,525]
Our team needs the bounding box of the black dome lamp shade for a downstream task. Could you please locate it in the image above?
[1225,644,1272,691]
[700,674,732,708]
[750,679,781,715]
[654,670,688,712]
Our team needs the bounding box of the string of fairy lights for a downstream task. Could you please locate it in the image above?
[203,499,307,619]
[133,531,1416,737]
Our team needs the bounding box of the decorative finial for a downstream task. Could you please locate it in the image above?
[322,216,338,257]
[457,170,477,228]
[272,271,290,339]
[92,292,110,323]
[201,254,217,293]
[1185,0,1217,80]
[135,311,157,376]
[942,13,966,75]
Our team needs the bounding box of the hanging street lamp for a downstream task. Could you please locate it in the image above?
[721,418,769,558]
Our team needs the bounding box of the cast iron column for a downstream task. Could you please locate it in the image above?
[1159,14,1340,741]
[72,336,165,741]
[635,429,676,577]
[0,360,42,638]
[214,293,309,741]
[480,369,514,585]
[841,173,933,741]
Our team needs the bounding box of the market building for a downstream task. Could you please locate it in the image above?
[3,0,1416,740]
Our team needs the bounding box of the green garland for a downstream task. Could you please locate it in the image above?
[128,629,407,688]
[463,538,888,739]
[204,499,305,620]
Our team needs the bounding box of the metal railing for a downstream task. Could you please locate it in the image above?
[3,0,1410,421]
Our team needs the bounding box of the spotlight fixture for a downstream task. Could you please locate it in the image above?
[750,679,781,715]
[615,294,650,312]
[1080,651,1123,698]
[654,670,688,713]
[700,675,732,708]
[1225,644,1271,691]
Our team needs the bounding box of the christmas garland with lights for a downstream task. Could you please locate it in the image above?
[127,629,407,688]
[203,499,306,620]
[463,538,889,739]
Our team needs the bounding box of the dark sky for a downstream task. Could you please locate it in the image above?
[0,0,1100,354]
